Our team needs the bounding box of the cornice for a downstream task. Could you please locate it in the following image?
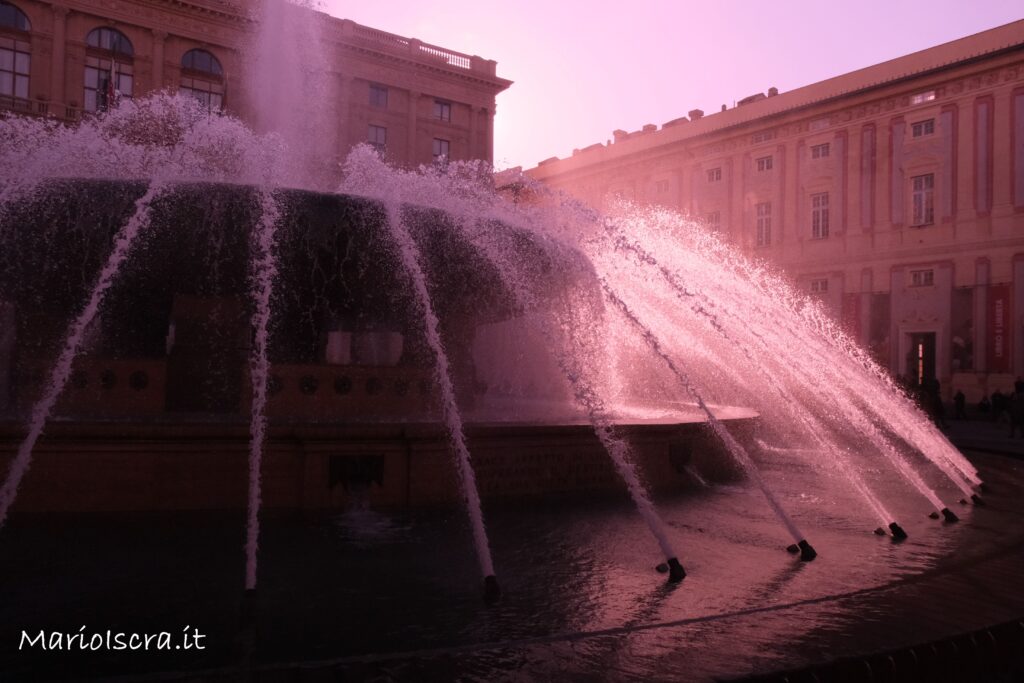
[339,43,512,94]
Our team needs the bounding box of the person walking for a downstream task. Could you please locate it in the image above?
[954,390,967,420]
[1010,391,1024,439]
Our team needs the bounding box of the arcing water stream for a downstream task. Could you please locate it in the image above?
[0,88,984,596]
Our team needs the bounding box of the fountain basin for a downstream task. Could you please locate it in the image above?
[0,412,753,514]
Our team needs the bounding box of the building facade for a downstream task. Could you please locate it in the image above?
[526,21,1024,400]
[0,0,511,166]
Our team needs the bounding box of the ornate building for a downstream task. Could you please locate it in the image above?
[0,0,511,165]
[526,20,1024,401]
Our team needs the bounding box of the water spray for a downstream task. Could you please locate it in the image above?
[600,280,816,561]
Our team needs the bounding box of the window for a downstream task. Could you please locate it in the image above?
[911,90,936,105]
[810,278,829,293]
[656,179,670,194]
[0,1,30,31]
[180,49,224,111]
[0,2,29,102]
[751,130,774,143]
[706,167,722,182]
[911,119,934,138]
[705,211,721,231]
[910,269,934,287]
[756,156,773,172]
[369,84,387,108]
[368,125,386,152]
[86,26,133,55]
[0,37,29,102]
[811,192,830,239]
[432,137,449,161]
[810,143,830,159]
[433,99,451,121]
[755,202,771,247]
[84,28,134,112]
[911,173,935,226]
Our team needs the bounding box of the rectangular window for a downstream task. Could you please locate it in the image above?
[810,278,829,293]
[911,119,935,138]
[756,156,773,172]
[751,131,774,143]
[432,138,450,161]
[911,90,936,105]
[368,125,387,152]
[369,84,388,108]
[811,143,830,159]
[433,100,451,122]
[911,173,935,226]
[706,167,722,182]
[910,269,934,287]
[811,192,830,239]
[755,202,771,246]
[706,211,721,230]
[656,179,670,193]
[0,37,30,100]
[83,57,134,112]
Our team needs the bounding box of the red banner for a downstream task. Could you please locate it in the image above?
[987,284,1011,372]
[842,293,861,340]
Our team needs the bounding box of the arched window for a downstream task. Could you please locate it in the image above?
[83,27,133,112]
[180,49,224,111]
[0,2,31,104]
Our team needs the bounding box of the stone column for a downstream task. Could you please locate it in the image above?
[483,104,493,164]
[407,90,419,164]
[468,104,477,160]
[975,258,989,373]
[50,5,69,109]
[337,74,353,160]
[151,30,167,92]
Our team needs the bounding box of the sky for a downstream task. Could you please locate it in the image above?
[323,1,1023,171]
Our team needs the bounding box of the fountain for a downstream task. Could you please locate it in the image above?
[0,92,988,567]
[0,2,1008,679]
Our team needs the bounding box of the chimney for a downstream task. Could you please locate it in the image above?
[768,86,779,97]
[612,129,628,142]
[688,109,704,121]
[642,123,657,133]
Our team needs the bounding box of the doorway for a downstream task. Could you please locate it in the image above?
[905,332,936,387]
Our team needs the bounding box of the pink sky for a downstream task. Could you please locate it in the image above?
[324,1,1022,171]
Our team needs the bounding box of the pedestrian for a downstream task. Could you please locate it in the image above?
[954,390,967,420]
[931,386,948,429]
[1010,392,1024,439]
[992,390,1007,423]
[979,395,991,415]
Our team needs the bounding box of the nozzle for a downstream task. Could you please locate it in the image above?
[483,575,501,603]
[667,557,686,582]
[929,511,940,520]
[797,539,817,561]
[971,494,985,506]
[888,522,908,540]
[874,527,887,536]
[941,507,959,523]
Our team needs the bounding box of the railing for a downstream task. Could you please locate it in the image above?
[341,20,495,76]
[351,23,410,50]
[0,95,82,122]
[417,43,472,70]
